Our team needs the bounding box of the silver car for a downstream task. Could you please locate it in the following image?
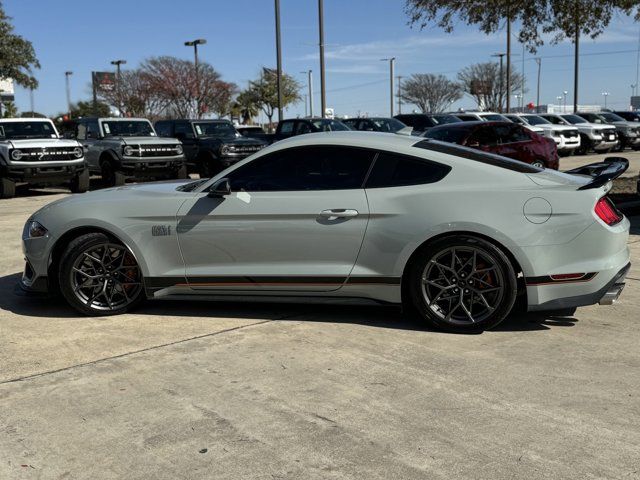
[20,132,631,332]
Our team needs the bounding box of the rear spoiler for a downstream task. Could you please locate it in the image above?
[564,157,629,190]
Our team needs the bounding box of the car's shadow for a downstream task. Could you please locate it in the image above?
[0,272,576,333]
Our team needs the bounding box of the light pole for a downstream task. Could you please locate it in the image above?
[184,39,206,118]
[396,75,403,114]
[491,53,506,112]
[318,0,326,118]
[563,90,568,113]
[110,60,126,116]
[534,57,541,113]
[602,91,609,109]
[380,57,395,117]
[274,0,283,122]
[300,70,313,117]
[65,71,73,116]
[514,93,522,110]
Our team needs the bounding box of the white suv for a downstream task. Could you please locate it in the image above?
[540,113,619,155]
[0,118,88,198]
[505,114,580,155]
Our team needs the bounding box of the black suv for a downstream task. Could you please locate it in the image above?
[155,119,266,176]
[393,113,462,134]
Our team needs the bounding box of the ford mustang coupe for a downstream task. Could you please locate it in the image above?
[20,132,630,332]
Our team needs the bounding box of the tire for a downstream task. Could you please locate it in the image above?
[176,165,188,179]
[70,169,90,193]
[101,160,126,187]
[58,232,144,316]
[199,155,224,178]
[0,177,16,199]
[531,160,545,169]
[407,235,518,333]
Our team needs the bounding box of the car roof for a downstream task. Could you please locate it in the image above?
[79,117,151,122]
[0,117,53,123]
[428,120,513,129]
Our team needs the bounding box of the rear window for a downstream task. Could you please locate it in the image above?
[365,152,451,188]
[413,139,542,173]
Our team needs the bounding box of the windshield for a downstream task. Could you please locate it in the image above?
[524,115,551,125]
[561,114,588,124]
[600,113,626,123]
[431,115,462,125]
[371,118,406,132]
[194,122,238,137]
[481,114,508,121]
[101,120,155,137]
[505,115,524,124]
[0,121,58,139]
[311,119,350,131]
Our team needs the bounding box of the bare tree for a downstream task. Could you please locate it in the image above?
[399,74,462,113]
[457,62,525,111]
[98,69,167,119]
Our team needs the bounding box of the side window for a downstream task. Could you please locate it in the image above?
[279,121,295,135]
[366,152,451,188]
[87,121,100,138]
[468,126,499,146]
[174,122,193,136]
[76,122,87,140]
[342,119,357,130]
[295,122,312,134]
[227,146,374,192]
[155,122,172,137]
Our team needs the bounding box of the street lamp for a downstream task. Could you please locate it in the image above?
[184,39,207,118]
[514,93,522,110]
[65,71,73,116]
[110,60,126,116]
[602,91,610,109]
[380,57,396,117]
[563,90,568,113]
[491,53,506,113]
[300,70,313,117]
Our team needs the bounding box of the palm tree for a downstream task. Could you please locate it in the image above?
[231,90,260,125]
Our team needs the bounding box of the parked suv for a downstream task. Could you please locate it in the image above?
[423,121,558,169]
[73,117,186,186]
[393,113,461,134]
[155,119,266,177]
[577,112,640,151]
[504,113,580,155]
[540,113,618,154]
[0,118,88,198]
[613,111,640,123]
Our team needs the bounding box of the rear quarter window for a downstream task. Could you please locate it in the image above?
[365,152,451,188]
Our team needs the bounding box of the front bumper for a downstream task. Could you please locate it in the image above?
[1,162,87,184]
[118,156,185,177]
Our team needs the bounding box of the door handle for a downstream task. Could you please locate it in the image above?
[319,209,359,220]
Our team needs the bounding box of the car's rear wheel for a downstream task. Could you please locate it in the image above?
[59,233,144,315]
[408,236,517,332]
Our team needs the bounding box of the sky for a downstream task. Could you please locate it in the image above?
[4,0,640,119]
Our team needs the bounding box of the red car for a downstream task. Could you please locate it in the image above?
[423,121,559,169]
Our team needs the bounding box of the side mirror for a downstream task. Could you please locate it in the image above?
[207,178,231,198]
[467,141,480,148]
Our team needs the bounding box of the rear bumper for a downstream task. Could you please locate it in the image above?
[528,262,630,311]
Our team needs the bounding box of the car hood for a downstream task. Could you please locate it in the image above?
[4,138,81,149]
[574,122,616,131]
[31,179,194,219]
[116,136,180,145]
[201,135,266,146]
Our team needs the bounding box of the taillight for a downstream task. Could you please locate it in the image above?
[594,197,623,226]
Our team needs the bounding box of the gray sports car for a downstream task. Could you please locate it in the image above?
[21,132,630,332]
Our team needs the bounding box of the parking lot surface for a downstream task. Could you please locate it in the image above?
[1,156,639,479]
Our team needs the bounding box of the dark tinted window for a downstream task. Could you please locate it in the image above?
[456,115,478,122]
[174,122,194,136]
[468,126,500,146]
[279,121,295,135]
[296,122,312,134]
[423,127,470,144]
[395,115,434,130]
[227,146,374,192]
[155,122,172,137]
[366,152,451,188]
[342,119,358,129]
[496,125,531,144]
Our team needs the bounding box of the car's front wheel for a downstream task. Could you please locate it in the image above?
[408,236,517,332]
[59,233,144,315]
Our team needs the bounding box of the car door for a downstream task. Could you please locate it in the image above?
[77,120,101,171]
[492,125,533,161]
[176,145,374,292]
[173,121,199,161]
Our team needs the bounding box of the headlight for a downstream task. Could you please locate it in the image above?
[123,145,135,156]
[11,149,22,160]
[175,144,183,155]
[28,221,48,238]
[220,145,230,155]
[73,147,83,158]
